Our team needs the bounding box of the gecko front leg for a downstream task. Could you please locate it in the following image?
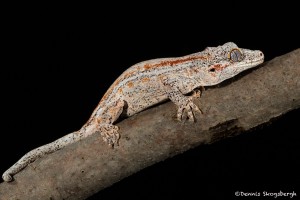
[161,76,202,122]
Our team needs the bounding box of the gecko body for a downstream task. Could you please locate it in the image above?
[2,42,264,182]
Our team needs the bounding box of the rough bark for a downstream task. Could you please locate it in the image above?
[0,49,299,200]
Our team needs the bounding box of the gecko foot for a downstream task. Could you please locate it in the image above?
[177,97,202,122]
[99,124,120,147]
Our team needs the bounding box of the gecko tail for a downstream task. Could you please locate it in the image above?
[2,130,83,182]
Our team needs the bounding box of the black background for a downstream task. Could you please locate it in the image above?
[1,2,299,199]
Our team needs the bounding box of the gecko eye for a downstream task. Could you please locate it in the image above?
[228,48,244,62]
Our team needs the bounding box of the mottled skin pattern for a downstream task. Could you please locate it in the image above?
[2,42,264,182]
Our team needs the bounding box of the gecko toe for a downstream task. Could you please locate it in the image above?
[187,110,195,122]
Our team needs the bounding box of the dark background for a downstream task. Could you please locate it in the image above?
[1,2,299,199]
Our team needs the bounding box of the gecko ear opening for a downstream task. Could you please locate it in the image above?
[209,68,216,72]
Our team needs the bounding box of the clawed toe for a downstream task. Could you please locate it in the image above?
[177,98,202,122]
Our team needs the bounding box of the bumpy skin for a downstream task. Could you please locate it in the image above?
[2,42,264,182]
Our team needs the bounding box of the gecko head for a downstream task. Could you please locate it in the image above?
[200,42,264,85]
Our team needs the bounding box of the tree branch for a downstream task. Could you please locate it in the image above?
[0,49,299,200]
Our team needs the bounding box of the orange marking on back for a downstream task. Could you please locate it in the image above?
[101,87,113,101]
[127,81,134,88]
[143,55,207,70]
[101,78,122,101]
[141,77,150,82]
[123,70,137,79]
[144,63,151,70]
[96,117,103,124]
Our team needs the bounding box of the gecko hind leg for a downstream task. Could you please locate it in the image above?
[97,99,125,147]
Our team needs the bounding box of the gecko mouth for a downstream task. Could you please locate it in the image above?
[247,58,264,65]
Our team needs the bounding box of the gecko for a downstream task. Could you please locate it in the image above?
[2,42,264,182]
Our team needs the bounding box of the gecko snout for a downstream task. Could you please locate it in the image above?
[257,50,264,58]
